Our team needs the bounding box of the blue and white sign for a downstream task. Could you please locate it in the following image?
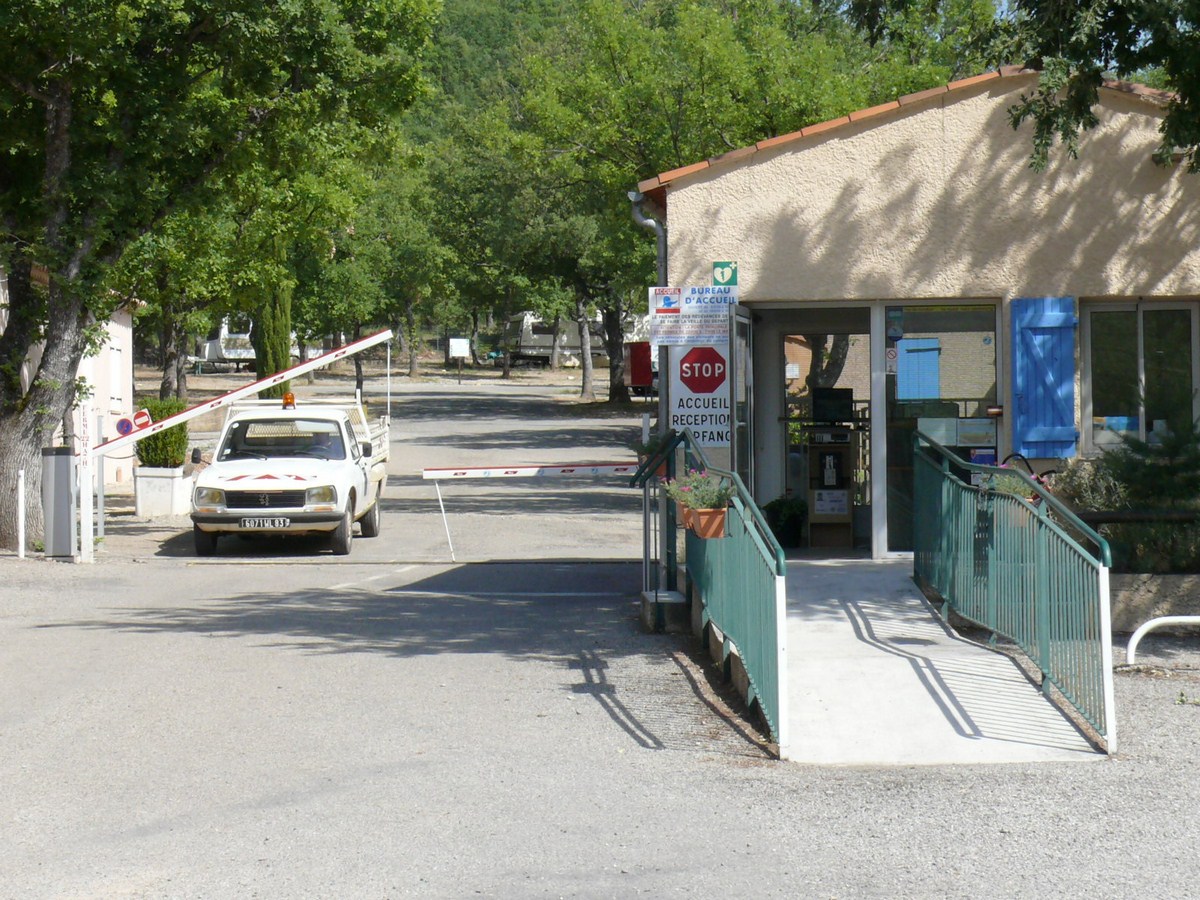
[648,285,739,346]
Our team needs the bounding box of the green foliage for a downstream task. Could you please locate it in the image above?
[135,398,190,468]
[664,469,735,510]
[1100,417,1200,510]
[1051,427,1200,573]
[996,1,1200,170]
[987,472,1038,500]
[763,495,808,548]
[630,429,675,458]
[1047,459,1127,511]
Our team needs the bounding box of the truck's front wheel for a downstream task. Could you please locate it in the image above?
[194,525,218,557]
[330,509,353,556]
[360,492,381,538]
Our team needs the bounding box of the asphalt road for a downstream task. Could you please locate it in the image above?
[3,373,1200,898]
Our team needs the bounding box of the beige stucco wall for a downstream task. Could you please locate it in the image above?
[665,76,1199,302]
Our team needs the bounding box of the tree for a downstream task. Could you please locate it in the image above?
[997,2,1200,170]
[0,0,436,547]
[518,0,959,403]
[111,209,235,402]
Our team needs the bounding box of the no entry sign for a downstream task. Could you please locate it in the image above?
[669,344,731,447]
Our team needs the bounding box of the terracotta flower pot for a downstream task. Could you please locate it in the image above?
[687,506,727,539]
[675,501,693,529]
[638,455,667,478]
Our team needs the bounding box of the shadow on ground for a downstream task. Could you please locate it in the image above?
[37,560,771,758]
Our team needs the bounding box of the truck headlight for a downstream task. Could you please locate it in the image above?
[193,486,226,508]
[305,485,337,506]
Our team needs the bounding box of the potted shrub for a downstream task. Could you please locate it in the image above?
[763,495,808,548]
[134,397,191,517]
[664,469,735,538]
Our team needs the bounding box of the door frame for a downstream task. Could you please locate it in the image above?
[752,299,1002,559]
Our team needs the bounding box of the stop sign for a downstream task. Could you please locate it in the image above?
[679,346,727,394]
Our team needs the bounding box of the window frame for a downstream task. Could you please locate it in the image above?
[1080,299,1200,455]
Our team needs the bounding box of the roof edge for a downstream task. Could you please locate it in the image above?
[638,67,1171,198]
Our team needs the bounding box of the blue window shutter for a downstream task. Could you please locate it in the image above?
[1012,297,1077,458]
[897,338,940,399]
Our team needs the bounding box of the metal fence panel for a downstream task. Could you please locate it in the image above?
[685,493,787,744]
[913,435,1116,751]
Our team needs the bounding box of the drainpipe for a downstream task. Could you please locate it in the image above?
[628,190,667,286]
[629,190,675,594]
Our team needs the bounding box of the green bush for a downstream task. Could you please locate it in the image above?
[135,398,189,468]
[763,495,807,548]
[1050,443,1200,573]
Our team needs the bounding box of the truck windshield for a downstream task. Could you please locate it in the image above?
[219,418,346,460]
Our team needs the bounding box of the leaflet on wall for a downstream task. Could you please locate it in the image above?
[649,285,739,346]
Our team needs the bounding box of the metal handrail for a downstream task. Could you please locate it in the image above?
[630,428,785,575]
[916,431,1112,567]
[681,433,786,577]
[629,428,683,486]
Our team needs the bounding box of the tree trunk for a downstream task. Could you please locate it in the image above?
[603,302,630,404]
[299,341,317,384]
[804,333,851,390]
[0,82,97,548]
[470,310,482,365]
[405,300,420,377]
[174,319,189,402]
[352,323,364,395]
[575,297,595,401]
[0,274,92,549]
[158,285,177,400]
[549,315,562,370]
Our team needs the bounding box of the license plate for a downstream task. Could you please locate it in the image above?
[240,517,290,528]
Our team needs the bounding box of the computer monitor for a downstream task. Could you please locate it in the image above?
[812,387,854,423]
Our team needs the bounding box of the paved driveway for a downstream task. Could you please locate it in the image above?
[4,375,1200,897]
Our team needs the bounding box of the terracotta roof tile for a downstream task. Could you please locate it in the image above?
[638,68,1165,204]
[755,129,804,152]
[849,101,901,123]
[801,116,852,138]
[1102,79,1173,106]
[708,144,758,166]
[899,85,949,106]
[946,72,1001,91]
[656,160,710,184]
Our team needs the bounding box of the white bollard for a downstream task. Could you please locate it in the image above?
[17,468,25,559]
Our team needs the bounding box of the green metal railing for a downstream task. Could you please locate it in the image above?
[913,432,1117,752]
[631,431,788,747]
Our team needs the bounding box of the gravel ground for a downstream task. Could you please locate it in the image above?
[2,369,1200,898]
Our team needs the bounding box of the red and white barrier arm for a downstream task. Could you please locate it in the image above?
[423,462,640,480]
[92,328,393,458]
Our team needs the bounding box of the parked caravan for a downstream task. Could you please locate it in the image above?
[201,315,255,369]
[198,316,300,371]
[502,313,609,366]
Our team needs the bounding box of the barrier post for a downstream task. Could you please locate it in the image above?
[17,469,25,560]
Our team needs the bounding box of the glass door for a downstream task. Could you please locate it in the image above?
[731,306,754,491]
[882,304,998,552]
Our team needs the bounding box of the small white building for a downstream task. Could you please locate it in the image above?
[637,67,1200,557]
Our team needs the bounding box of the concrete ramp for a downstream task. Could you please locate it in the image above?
[785,558,1102,766]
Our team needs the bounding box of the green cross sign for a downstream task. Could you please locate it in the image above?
[712,261,738,286]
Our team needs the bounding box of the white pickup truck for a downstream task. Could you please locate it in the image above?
[189,395,389,556]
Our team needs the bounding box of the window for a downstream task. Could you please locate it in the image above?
[1084,302,1199,452]
[896,338,941,399]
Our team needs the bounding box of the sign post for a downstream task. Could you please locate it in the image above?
[449,338,470,385]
